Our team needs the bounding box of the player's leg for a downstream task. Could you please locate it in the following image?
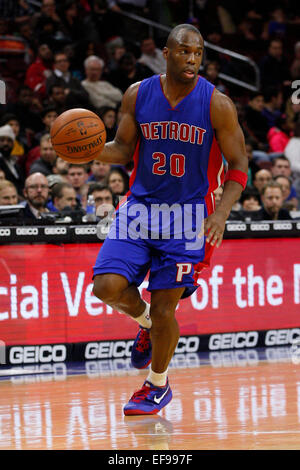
[123,286,184,416]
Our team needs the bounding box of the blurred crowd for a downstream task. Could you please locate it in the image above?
[0,0,299,225]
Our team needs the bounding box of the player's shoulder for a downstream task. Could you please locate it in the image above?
[210,88,238,128]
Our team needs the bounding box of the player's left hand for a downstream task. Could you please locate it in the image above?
[202,210,227,247]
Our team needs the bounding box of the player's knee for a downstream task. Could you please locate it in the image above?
[150,304,176,326]
[93,275,120,304]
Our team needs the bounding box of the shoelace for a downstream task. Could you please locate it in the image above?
[136,329,150,353]
[130,384,153,403]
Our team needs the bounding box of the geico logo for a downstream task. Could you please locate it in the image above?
[273,222,292,230]
[85,340,134,359]
[265,328,300,346]
[75,227,97,235]
[208,331,259,350]
[16,228,39,236]
[0,228,11,236]
[175,336,199,353]
[44,227,67,235]
[9,345,67,364]
[226,224,246,231]
[250,223,270,231]
[297,223,300,230]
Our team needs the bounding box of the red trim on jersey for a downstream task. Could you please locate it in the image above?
[206,134,224,195]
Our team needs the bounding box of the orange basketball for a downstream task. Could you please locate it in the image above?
[50,108,106,164]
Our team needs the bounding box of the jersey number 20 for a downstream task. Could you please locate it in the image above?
[152,152,185,177]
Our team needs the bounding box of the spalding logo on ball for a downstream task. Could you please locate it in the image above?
[50,108,106,164]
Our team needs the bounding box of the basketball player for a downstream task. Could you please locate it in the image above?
[92,24,248,415]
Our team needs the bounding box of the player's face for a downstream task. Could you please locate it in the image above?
[164,31,203,84]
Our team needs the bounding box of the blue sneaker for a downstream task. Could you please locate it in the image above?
[131,326,152,369]
[123,379,172,416]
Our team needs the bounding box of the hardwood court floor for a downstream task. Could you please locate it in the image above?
[0,352,300,450]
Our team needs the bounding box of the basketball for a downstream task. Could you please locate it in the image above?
[50,108,106,164]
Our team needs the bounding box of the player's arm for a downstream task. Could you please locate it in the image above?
[95,83,140,165]
[204,90,248,247]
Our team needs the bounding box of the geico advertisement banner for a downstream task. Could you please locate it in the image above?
[0,239,299,345]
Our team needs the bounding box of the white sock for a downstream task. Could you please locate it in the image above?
[133,302,151,329]
[147,367,168,387]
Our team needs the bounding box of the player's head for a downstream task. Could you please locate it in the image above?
[163,24,204,83]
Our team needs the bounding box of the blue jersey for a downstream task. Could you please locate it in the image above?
[129,74,224,207]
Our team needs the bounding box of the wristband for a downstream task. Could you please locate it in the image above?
[224,169,248,190]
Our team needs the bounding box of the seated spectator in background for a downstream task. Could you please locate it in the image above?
[245,139,260,187]
[47,84,66,115]
[52,156,69,179]
[240,187,261,212]
[0,114,26,159]
[88,183,115,217]
[267,115,290,153]
[29,134,57,176]
[0,125,24,195]
[35,106,58,142]
[88,160,111,183]
[252,169,272,195]
[106,167,129,197]
[25,43,53,100]
[262,87,283,129]
[271,155,298,202]
[108,52,153,93]
[46,52,89,98]
[259,39,291,90]
[81,56,123,109]
[203,61,226,94]
[23,172,50,219]
[253,182,292,220]
[274,175,298,210]
[66,163,88,201]
[138,37,166,75]
[51,182,77,211]
[244,91,269,150]
[98,106,118,142]
[0,181,18,206]
[290,41,300,81]
[78,183,90,210]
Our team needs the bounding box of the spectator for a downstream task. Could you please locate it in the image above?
[51,182,77,211]
[245,139,260,187]
[138,37,166,75]
[290,41,300,81]
[98,106,118,142]
[0,124,24,195]
[106,166,129,197]
[88,160,111,183]
[267,115,290,153]
[249,181,292,220]
[29,134,57,176]
[203,61,226,94]
[240,187,261,212]
[0,113,25,159]
[81,55,123,109]
[274,175,298,210]
[46,52,89,98]
[108,52,153,93]
[66,163,88,200]
[259,39,291,89]
[284,120,300,178]
[25,43,53,100]
[52,156,69,179]
[262,87,283,129]
[47,84,66,115]
[35,106,58,142]
[0,169,5,182]
[59,0,86,43]
[87,183,115,216]
[0,180,18,206]
[23,172,50,219]
[244,91,269,149]
[252,169,272,195]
